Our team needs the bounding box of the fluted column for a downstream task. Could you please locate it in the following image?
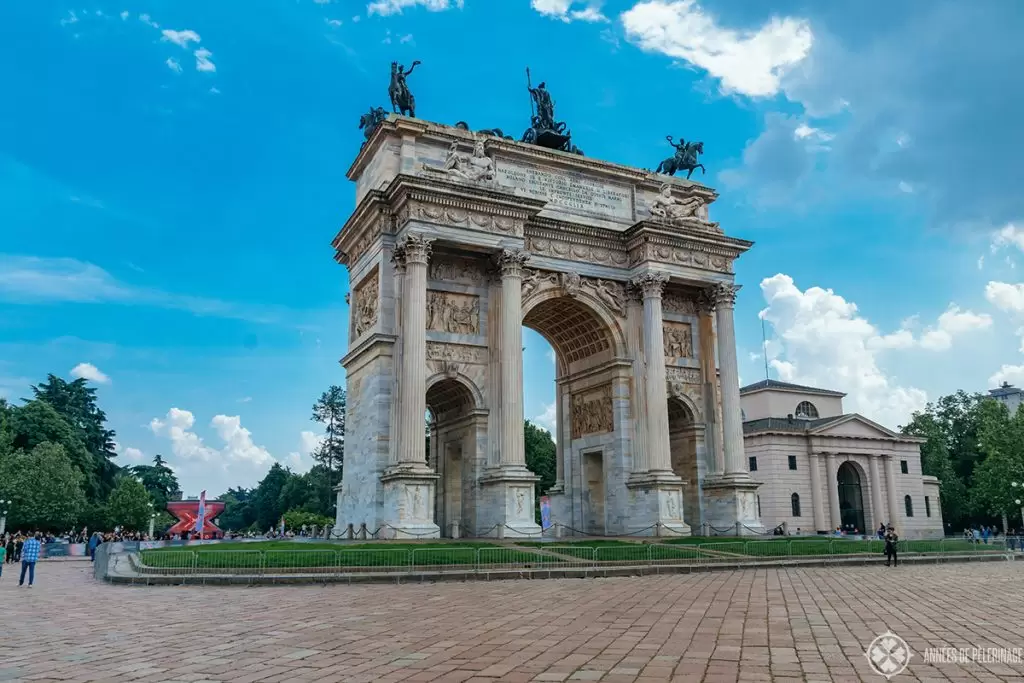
[626,286,649,473]
[632,272,672,472]
[553,383,565,489]
[826,452,841,530]
[496,249,530,467]
[389,247,406,464]
[395,233,433,465]
[869,454,886,527]
[807,453,827,532]
[884,454,900,527]
[706,284,749,477]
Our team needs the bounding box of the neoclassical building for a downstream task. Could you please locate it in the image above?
[741,380,944,539]
[332,115,764,538]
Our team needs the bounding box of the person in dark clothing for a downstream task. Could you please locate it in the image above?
[884,526,899,567]
[4,536,13,563]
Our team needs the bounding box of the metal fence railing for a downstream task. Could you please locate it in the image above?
[123,537,1012,579]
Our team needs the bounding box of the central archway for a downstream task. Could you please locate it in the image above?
[837,462,866,534]
[426,376,480,537]
[521,292,626,535]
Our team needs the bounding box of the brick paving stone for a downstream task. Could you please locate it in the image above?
[7,562,1024,681]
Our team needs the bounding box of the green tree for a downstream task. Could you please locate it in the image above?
[282,509,333,531]
[972,399,1024,523]
[218,487,256,531]
[0,442,86,530]
[6,400,98,498]
[524,420,557,497]
[311,385,346,484]
[129,454,179,508]
[106,476,154,531]
[31,374,119,497]
[252,463,292,530]
[901,408,970,529]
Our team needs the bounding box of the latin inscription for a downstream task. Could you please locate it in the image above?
[496,161,633,221]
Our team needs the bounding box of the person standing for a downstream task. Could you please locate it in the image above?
[884,526,899,567]
[0,541,5,578]
[19,533,41,587]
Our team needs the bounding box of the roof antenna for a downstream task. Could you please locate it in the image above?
[760,314,770,381]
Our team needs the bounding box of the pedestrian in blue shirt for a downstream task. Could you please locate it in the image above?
[19,533,41,587]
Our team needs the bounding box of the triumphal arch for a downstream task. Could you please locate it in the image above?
[332,112,764,538]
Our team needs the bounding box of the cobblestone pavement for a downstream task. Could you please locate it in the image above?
[4,561,1024,682]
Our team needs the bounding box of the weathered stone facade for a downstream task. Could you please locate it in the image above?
[332,115,764,538]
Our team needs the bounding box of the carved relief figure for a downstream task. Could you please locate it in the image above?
[666,493,678,519]
[427,291,480,335]
[585,278,626,317]
[430,257,485,284]
[662,291,699,315]
[428,138,495,183]
[571,385,614,439]
[515,489,526,516]
[650,184,704,222]
[413,486,425,519]
[426,342,487,364]
[663,322,693,358]
[353,271,380,338]
[561,271,582,298]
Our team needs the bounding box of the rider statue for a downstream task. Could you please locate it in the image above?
[528,81,556,132]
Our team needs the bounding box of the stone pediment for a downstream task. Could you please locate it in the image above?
[808,414,906,440]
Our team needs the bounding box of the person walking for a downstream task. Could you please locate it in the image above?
[884,525,899,567]
[18,533,41,587]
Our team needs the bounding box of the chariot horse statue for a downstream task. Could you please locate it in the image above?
[656,136,706,179]
[388,60,421,118]
[359,106,387,143]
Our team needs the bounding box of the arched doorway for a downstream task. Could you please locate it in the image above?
[522,290,624,535]
[426,377,478,537]
[668,397,702,528]
[837,462,866,534]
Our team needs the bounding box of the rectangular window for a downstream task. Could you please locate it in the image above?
[788,455,798,470]
[925,496,931,518]
[749,456,758,472]
[900,460,909,474]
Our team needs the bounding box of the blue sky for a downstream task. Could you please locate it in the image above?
[2,0,1022,496]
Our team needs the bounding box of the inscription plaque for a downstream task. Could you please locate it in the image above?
[495,160,633,221]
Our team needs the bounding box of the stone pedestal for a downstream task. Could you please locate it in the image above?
[701,475,765,535]
[380,466,440,539]
[625,472,691,537]
[478,467,541,537]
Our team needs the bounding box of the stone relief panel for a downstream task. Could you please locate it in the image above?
[353,269,380,338]
[507,486,532,522]
[628,243,732,274]
[346,218,385,266]
[404,484,430,521]
[429,256,487,286]
[571,384,614,439]
[662,489,683,521]
[426,341,487,365]
[400,201,521,237]
[662,291,699,316]
[663,322,694,359]
[739,491,758,522]
[525,236,630,268]
[520,268,626,317]
[427,291,480,335]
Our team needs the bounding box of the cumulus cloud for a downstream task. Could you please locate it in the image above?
[165,57,182,73]
[70,362,110,384]
[194,47,216,72]
[992,225,1024,253]
[990,364,1024,388]
[534,403,558,440]
[917,305,992,351]
[138,13,158,28]
[621,0,812,98]
[285,430,324,473]
[759,273,928,428]
[532,0,609,23]
[367,0,464,16]
[161,29,201,47]
[986,281,1024,314]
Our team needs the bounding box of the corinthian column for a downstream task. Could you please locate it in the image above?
[496,248,530,466]
[631,272,672,473]
[389,246,407,465]
[396,233,433,465]
[707,284,750,478]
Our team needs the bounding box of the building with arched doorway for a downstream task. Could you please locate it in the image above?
[331,115,765,538]
[740,379,944,539]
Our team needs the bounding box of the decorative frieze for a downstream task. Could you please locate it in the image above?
[353,269,380,338]
[399,200,521,237]
[425,341,487,365]
[346,218,385,266]
[429,256,487,285]
[663,291,699,316]
[666,366,702,385]
[628,242,733,273]
[571,384,614,439]
[426,291,480,335]
[525,236,630,267]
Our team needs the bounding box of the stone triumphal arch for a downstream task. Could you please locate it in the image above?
[332,115,764,538]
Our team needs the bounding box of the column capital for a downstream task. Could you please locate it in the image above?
[706,283,741,309]
[629,272,669,299]
[494,248,531,278]
[396,233,434,266]
[390,245,407,273]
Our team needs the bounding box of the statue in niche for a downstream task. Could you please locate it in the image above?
[650,184,704,222]
[427,292,480,335]
[663,324,693,358]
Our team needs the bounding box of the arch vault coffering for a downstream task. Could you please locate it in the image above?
[522,296,616,366]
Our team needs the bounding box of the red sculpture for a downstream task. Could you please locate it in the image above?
[166,500,225,538]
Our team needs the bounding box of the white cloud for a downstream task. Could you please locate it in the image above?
[794,123,833,142]
[898,181,914,194]
[161,29,201,48]
[532,0,609,23]
[60,11,78,26]
[113,442,145,463]
[194,48,216,72]
[992,224,1024,254]
[138,13,159,28]
[534,403,558,441]
[986,281,1024,314]
[284,430,324,473]
[209,87,221,95]
[367,0,464,16]
[165,57,182,73]
[917,305,993,351]
[120,10,129,20]
[759,273,927,428]
[399,33,414,43]
[990,364,1024,388]
[69,362,110,384]
[621,0,812,98]
[978,255,985,270]
[326,18,343,27]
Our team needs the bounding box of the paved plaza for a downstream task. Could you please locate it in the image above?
[4,561,1024,682]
